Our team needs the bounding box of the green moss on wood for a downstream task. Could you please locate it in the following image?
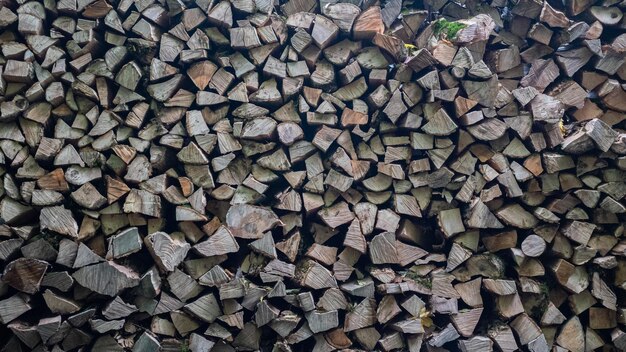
[180,342,190,352]
[404,270,433,288]
[433,19,467,40]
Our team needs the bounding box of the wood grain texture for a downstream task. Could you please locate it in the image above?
[0,0,625,350]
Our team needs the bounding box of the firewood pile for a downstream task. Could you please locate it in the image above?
[0,0,626,350]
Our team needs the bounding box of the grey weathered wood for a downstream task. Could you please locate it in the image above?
[73,261,140,296]
[0,1,624,350]
[40,206,78,238]
[107,227,143,259]
[193,226,239,257]
[145,232,191,272]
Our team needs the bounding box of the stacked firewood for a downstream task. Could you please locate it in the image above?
[0,0,625,350]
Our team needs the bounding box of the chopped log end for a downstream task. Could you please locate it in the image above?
[0,0,623,351]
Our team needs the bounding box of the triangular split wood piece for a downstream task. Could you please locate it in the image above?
[0,0,625,351]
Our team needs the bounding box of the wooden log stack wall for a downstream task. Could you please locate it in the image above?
[0,0,625,350]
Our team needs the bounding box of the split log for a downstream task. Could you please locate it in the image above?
[0,0,624,350]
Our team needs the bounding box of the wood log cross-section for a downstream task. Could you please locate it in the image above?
[0,0,625,351]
